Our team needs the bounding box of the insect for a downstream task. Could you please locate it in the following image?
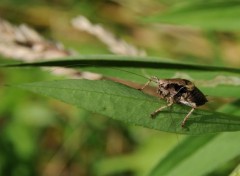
[49,64,208,127]
[138,76,208,127]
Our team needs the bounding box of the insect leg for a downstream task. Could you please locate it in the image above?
[138,76,158,91]
[138,80,152,91]
[181,107,195,127]
[151,101,173,118]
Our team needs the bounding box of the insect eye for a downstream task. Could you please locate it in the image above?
[151,76,159,82]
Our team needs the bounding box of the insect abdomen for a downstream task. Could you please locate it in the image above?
[189,87,208,106]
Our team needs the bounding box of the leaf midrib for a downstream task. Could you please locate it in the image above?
[18,84,160,103]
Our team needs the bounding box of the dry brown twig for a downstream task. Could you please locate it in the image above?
[0,17,146,79]
[71,15,146,57]
[0,18,88,78]
[0,19,71,61]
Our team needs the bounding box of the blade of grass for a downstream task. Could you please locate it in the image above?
[143,1,240,31]
[11,79,240,135]
[149,100,240,176]
[230,163,240,176]
[2,55,240,73]
[2,55,240,98]
[150,132,240,176]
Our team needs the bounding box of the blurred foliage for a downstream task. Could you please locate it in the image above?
[0,0,240,176]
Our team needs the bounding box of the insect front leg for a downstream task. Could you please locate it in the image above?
[181,107,195,127]
[151,98,173,118]
[138,76,158,91]
[138,80,151,91]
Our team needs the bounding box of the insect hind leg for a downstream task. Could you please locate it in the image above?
[181,107,195,127]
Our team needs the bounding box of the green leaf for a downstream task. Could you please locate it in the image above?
[144,1,240,31]
[13,79,240,135]
[149,100,240,176]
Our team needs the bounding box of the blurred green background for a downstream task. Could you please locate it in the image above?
[0,0,240,176]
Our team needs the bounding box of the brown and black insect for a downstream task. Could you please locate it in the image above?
[139,76,208,127]
[50,64,207,127]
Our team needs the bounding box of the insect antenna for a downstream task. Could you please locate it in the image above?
[46,63,157,83]
[109,67,150,80]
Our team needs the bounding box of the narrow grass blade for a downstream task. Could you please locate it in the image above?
[150,132,240,176]
[143,1,240,31]
[2,55,240,98]
[230,163,240,176]
[149,100,240,176]
[2,55,240,73]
